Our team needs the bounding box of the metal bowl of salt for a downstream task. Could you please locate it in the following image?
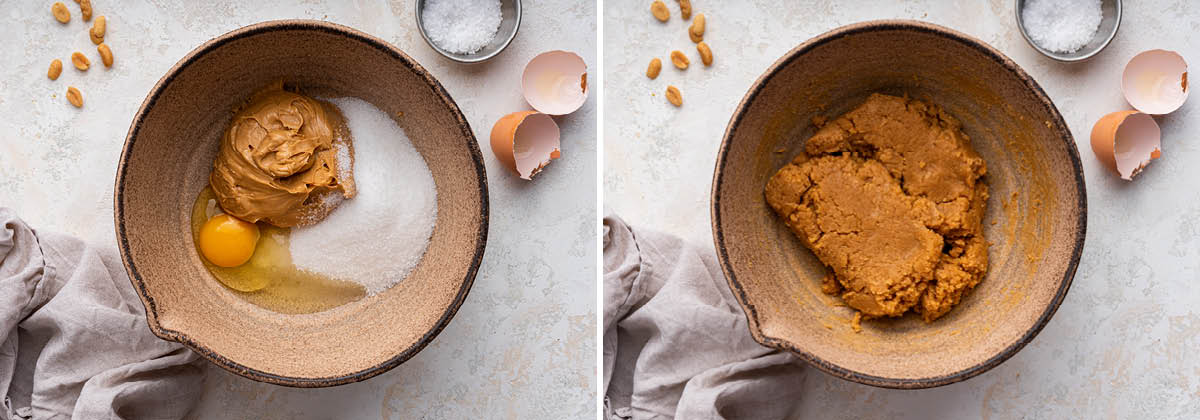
[416,0,522,64]
[1015,0,1121,62]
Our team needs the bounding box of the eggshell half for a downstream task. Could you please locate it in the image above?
[1123,49,1189,115]
[490,111,562,180]
[1090,110,1162,180]
[522,51,588,116]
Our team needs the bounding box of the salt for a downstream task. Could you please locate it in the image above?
[289,97,437,295]
[1021,0,1103,53]
[421,0,502,55]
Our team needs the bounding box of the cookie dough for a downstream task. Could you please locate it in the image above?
[210,84,355,227]
[765,93,989,322]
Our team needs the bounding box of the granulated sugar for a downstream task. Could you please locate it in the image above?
[334,141,352,181]
[298,137,351,225]
[421,0,502,54]
[289,97,437,295]
[1021,0,1102,53]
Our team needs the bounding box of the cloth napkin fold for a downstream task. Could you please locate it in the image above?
[0,208,205,420]
[603,215,806,420]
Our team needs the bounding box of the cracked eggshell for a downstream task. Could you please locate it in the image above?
[490,111,561,180]
[1123,49,1189,115]
[522,51,588,116]
[1090,110,1161,180]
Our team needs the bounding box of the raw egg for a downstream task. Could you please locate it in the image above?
[191,189,363,309]
[490,111,561,180]
[522,51,588,116]
[1123,49,1189,115]
[1090,110,1161,180]
[198,213,261,267]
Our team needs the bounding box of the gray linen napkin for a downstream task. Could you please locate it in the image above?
[603,215,806,420]
[0,208,205,420]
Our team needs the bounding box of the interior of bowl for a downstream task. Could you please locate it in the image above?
[115,20,488,386]
[712,21,1085,388]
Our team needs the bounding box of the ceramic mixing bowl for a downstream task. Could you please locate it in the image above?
[711,20,1086,389]
[115,20,488,387]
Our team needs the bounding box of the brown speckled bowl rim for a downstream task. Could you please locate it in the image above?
[710,20,1087,389]
[113,20,489,388]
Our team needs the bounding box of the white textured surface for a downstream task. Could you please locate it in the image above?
[605,0,1199,418]
[0,0,596,418]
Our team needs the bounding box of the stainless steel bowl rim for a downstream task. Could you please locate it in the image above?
[1014,0,1121,62]
[415,0,522,64]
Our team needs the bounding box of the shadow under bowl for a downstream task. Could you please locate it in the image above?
[711,20,1086,389]
[115,20,489,387]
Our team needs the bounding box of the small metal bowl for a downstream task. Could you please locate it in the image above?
[415,0,521,64]
[1015,0,1121,62]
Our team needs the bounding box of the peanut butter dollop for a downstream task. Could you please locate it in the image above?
[210,86,355,227]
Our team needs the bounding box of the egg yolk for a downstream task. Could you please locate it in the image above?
[198,214,260,268]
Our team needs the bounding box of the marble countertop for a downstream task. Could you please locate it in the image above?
[604,0,1199,418]
[0,0,595,418]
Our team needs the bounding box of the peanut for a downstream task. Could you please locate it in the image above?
[666,85,682,107]
[90,15,106,45]
[650,1,669,22]
[71,51,90,70]
[689,13,706,43]
[48,59,63,80]
[678,0,692,20]
[75,0,93,21]
[697,41,713,66]
[97,43,113,67]
[51,2,70,23]
[66,86,83,108]
[670,50,689,69]
[646,58,662,79]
